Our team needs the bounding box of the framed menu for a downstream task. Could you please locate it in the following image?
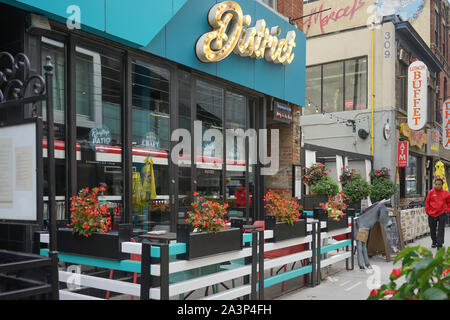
[0,121,40,222]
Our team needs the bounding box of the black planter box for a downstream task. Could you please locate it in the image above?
[345,208,356,217]
[313,208,349,232]
[326,214,349,232]
[176,224,243,260]
[148,209,170,223]
[57,224,132,261]
[264,215,307,242]
[302,195,329,210]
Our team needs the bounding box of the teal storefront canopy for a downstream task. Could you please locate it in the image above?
[1,0,305,106]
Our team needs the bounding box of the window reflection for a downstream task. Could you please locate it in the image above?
[196,80,224,200]
[132,61,170,232]
[75,45,123,226]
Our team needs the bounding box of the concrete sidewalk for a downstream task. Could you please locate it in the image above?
[275,227,450,300]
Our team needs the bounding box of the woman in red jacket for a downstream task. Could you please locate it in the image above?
[425,178,448,250]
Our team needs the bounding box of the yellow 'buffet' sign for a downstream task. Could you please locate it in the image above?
[196,1,296,65]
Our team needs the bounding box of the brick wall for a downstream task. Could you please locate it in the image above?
[277,0,304,31]
[261,0,303,201]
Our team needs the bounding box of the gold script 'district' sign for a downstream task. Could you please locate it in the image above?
[196,1,296,65]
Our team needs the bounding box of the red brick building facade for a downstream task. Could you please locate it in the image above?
[265,0,304,198]
[430,0,450,116]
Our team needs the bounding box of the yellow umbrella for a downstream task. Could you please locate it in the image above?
[142,156,157,201]
[132,172,144,210]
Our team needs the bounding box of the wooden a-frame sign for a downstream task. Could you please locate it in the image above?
[367,209,404,262]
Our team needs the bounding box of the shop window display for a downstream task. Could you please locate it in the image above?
[75,46,124,225]
[41,37,66,222]
[132,61,170,231]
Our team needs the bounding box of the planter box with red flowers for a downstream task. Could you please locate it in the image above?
[264,190,306,242]
[313,193,350,232]
[176,193,242,260]
[57,186,132,261]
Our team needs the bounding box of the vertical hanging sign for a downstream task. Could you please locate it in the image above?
[397,140,408,167]
[407,61,428,131]
[443,99,450,149]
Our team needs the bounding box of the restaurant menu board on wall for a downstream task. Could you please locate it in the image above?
[0,122,37,221]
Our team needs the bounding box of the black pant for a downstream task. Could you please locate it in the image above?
[428,214,446,246]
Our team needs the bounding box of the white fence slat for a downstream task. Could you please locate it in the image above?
[320,251,351,268]
[200,285,252,300]
[264,251,312,271]
[59,290,104,300]
[169,264,252,296]
[58,271,140,297]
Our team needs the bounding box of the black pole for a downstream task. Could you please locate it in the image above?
[44,56,59,300]
[250,231,257,300]
[311,222,316,287]
[316,221,321,286]
[258,230,264,300]
[140,242,151,300]
[160,244,170,300]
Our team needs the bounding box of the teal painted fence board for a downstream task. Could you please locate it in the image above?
[320,239,351,254]
[262,265,312,288]
[40,249,142,273]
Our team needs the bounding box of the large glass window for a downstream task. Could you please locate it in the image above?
[304,57,367,114]
[399,62,408,111]
[345,57,367,110]
[75,45,124,223]
[226,91,247,218]
[403,154,421,197]
[322,62,344,113]
[41,37,66,221]
[132,61,170,231]
[196,80,224,200]
[304,66,321,115]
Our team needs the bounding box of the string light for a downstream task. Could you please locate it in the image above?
[306,98,370,125]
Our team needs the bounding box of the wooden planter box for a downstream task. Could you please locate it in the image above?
[176,224,243,260]
[57,224,132,261]
[264,215,307,242]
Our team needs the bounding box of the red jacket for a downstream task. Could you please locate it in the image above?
[425,188,449,217]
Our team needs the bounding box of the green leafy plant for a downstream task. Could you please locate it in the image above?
[342,176,371,204]
[370,167,391,180]
[264,189,303,225]
[310,176,339,197]
[368,246,450,300]
[319,192,349,221]
[185,192,229,233]
[370,177,398,202]
[68,186,117,237]
[302,163,330,186]
[339,167,359,186]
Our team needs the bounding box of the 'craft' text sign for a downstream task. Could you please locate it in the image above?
[407,61,427,130]
[196,1,296,65]
[443,99,450,149]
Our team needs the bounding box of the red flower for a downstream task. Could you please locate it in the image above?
[391,268,402,278]
[370,289,378,297]
[442,268,450,278]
